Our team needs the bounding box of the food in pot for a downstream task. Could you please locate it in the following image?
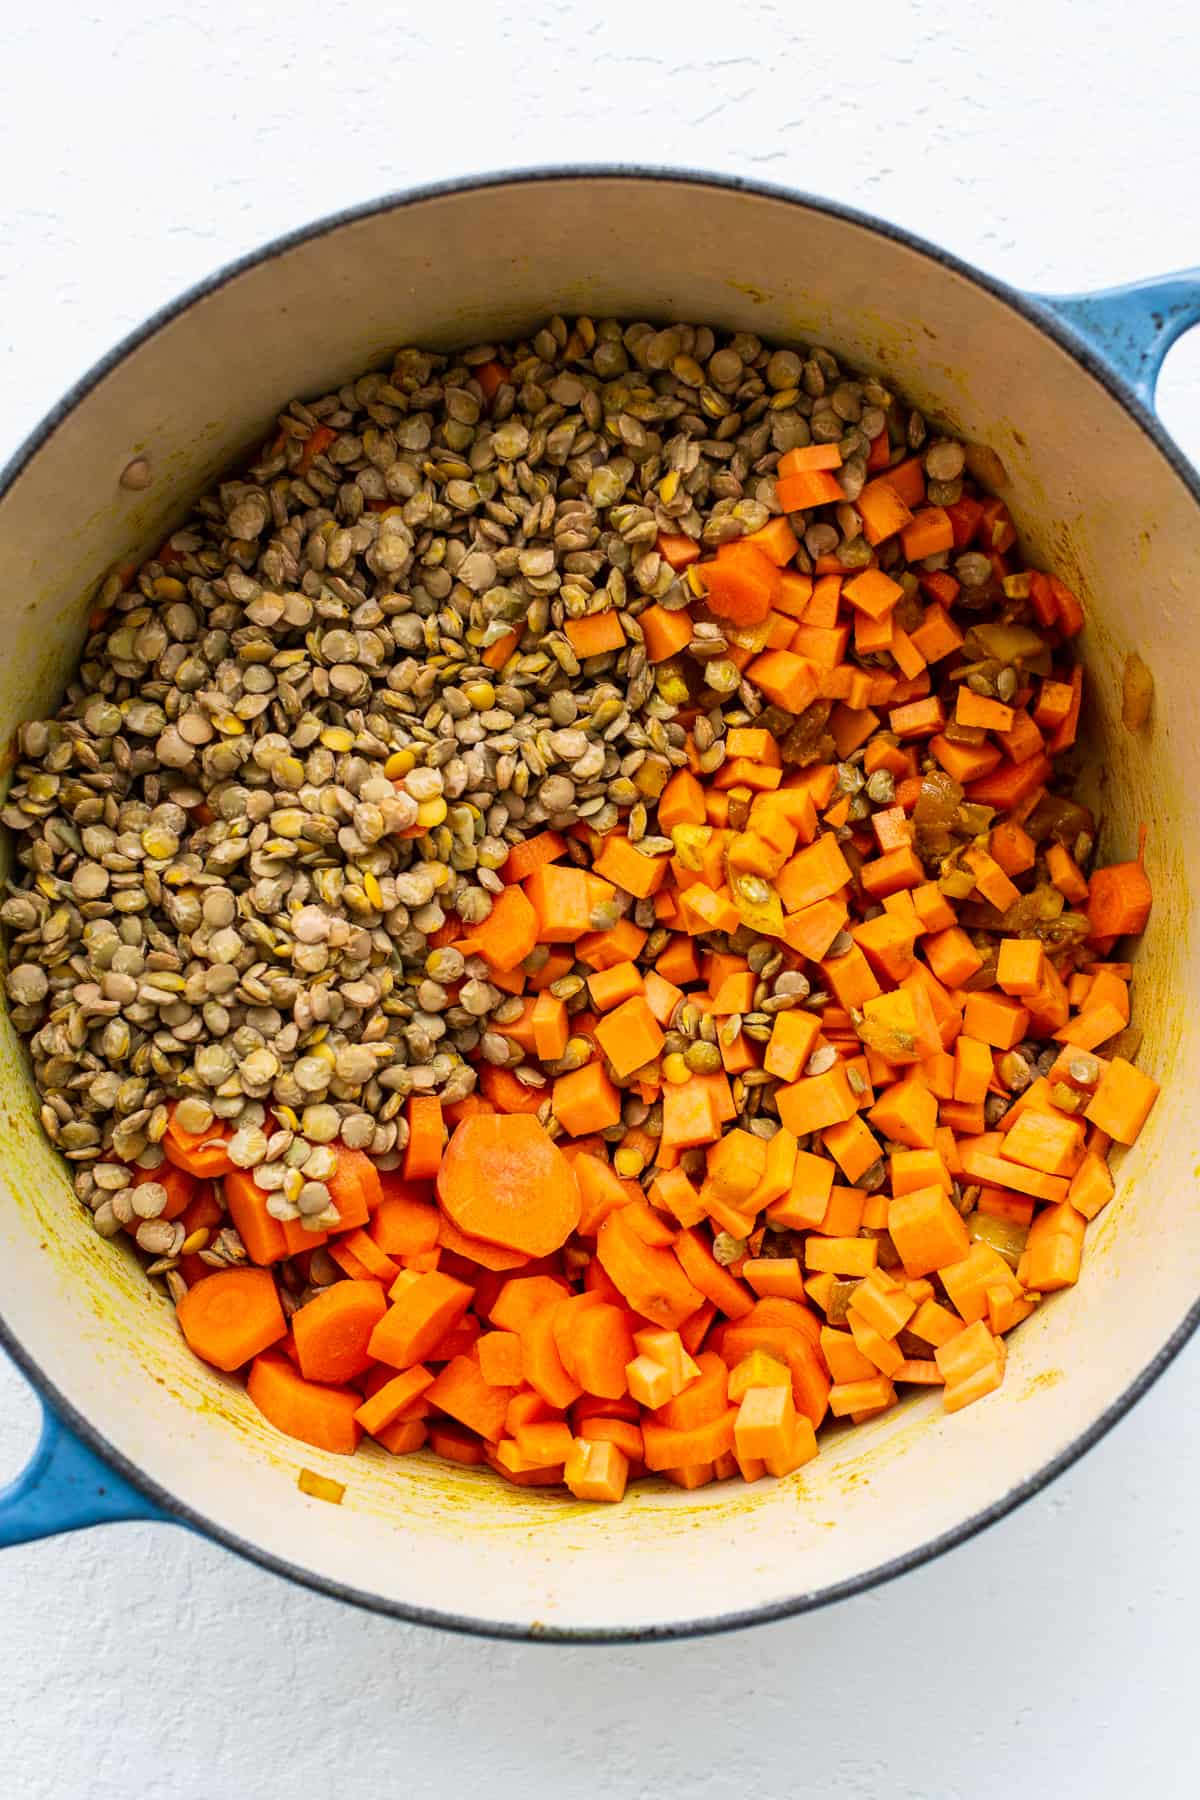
[1,316,1158,1502]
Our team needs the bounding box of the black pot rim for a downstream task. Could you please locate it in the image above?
[2,161,1196,1646]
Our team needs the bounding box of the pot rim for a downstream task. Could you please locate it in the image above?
[2,162,1196,1645]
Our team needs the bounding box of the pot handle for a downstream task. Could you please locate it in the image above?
[0,1390,168,1547]
[1031,267,1200,411]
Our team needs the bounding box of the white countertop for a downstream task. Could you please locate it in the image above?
[2,4,1198,1794]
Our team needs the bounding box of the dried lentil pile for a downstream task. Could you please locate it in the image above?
[0,322,1047,1253]
[0,316,1154,1480]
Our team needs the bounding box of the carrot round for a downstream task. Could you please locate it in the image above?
[437,1114,581,1257]
[292,1280,388,1384]
[371,1185,439,1256]
[246,1352,362,1454]
[176,1267,287,1371]
[743,1295,823,1348]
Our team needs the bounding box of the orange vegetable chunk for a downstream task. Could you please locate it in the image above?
[437,1113,581,1256]
[177,1267,287,1372]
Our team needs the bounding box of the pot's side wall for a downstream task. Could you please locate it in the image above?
[0,177,1195,1634]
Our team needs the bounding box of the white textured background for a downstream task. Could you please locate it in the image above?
[2,4,1199,1796]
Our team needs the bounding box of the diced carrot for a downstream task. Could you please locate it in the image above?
[525,863,614,941]
[530,992,569,1061]
[828,1376,895,1418]
[639,602,695,663]
[961,991,1030,1051]
[857,477,914,545]
[576,917,649,970]
[890,696,945,739]
[923,926,983,988]
[776,1064,859,1137]
[996,938,1044,997]
[779,444,843,477]
[355,1366,435,1437]
[674,1227,755,1321]
[901,507,954,561]
[956,688,1015,734]
[957,1133,1070,1203]
[565,610,626,658]
[1017,1202,1086,1293]
[885,1159,970,1266]
[745,650,819,712]
[564,1437,629,1502]
[596,1209,703,1329]
[1084,1056,1159,1144]
[639,1401,739,1473]
[1068,1151,1116,1220]
[478,1331,524,1388]
[501,831,567,886]
[554,1062,622,1136]
[804,1237,878,1277]
[964,845,1021,912]
[655,531,701,571]
[867,1073,938,1149]
[593,833,668,901]
[777,469,845,511]
[939,1244,1022,1326]
[427,1351,514,1442]
[1087,856,1152,943]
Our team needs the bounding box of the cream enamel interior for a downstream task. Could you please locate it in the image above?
[0,174,1195,1636]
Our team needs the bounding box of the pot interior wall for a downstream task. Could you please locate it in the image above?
[0,175,1195,1634]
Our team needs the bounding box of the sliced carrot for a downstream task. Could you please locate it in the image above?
[247,1353,362,1454]
[427,1351,514,1442]
[596,1209,704,1329]
[354,1365,434,1437]
[569,1303,637,1399]
[176,1267,287,1372]
[368,1271,473,1370]
[667,1231,756,1331]
[642,1407,737,1472]
[327,1148,383,1229]
[436,1213,531,1270]
[223,1168,288,1266]
[521,1304,582,1409]
[437,1113,581,1256]
[292,1281,388,1384]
